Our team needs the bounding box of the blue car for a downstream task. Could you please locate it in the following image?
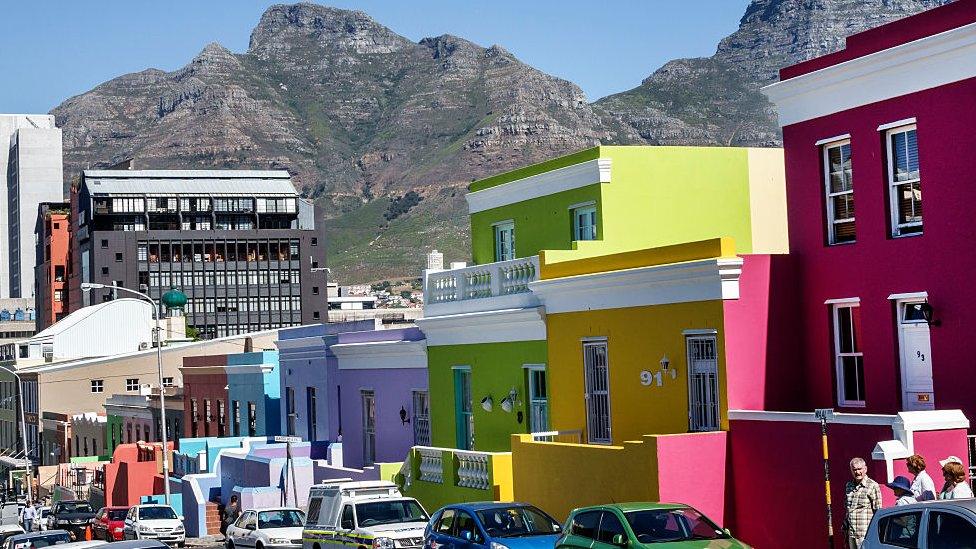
[424,503,562,549]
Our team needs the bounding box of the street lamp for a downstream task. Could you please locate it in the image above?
[80,282,182,504]
[0,364,33,504]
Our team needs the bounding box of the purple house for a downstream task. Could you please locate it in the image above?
[332,327,428,469]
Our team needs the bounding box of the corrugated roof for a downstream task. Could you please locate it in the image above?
[30,298,151,341]
[82,170,298,196]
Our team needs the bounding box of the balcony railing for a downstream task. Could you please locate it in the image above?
[425,256,540,315]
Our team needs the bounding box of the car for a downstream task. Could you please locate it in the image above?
[102,542,167,549]
[864,498,976,548]
[36,508,52,531]
[425,502,562,549]
[557,503,750,548]
[92,508,129,543]
[121,505,184,547]
[55,542,107,549]
[3,529,72,549]
[50,502,97,541]
[0,525,24,546]
[226,508,305,549]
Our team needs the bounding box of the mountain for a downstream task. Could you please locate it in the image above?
[596,0,952,147]
[52,1,951,281]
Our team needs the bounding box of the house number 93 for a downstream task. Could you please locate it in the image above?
[917,350,925,362]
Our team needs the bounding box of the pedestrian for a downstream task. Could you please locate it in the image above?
[844,457,882,549]
[222,494,241,538]
[938,456,974,499]
[886,476,918,506]
[21,503,36,532]
[906,454,936,501]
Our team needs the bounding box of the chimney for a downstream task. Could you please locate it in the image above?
[244,337,253,353]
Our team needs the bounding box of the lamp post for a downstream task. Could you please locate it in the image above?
[0,364,32,504]
[80,282,184,505]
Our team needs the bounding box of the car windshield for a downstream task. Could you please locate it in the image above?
[138,507,178,521]
[257,510,305,529]
[59,503,93,514]
[107,510,127,521]
[624,508,728,543]
[476,506,560,538]
[355,501,428,527]
[13,532,70,548]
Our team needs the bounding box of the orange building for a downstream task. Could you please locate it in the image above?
[35,202,70,330]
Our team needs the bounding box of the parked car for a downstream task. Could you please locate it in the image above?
[121,505,184,547]
[103,542,167,549]
[864,498,976,548]
[36,508,52,531]
[92,508,129,542]
[2,529,71,549]
[50,502,97,541]
[54,542,106,549]
[425,502,562,549]
[557,503,749,548]
[0,525,24,546]
[226,508,305,549]
[303,481,429,549]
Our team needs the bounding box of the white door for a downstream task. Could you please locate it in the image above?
[583,341,611,444]
[687,336,720,432]
[899,301,934,410]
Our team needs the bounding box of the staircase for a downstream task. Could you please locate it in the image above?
[204,502,221,535]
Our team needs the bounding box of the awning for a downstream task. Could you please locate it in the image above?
[0,456,30,469]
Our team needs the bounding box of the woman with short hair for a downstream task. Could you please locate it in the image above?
[906,454,936,501]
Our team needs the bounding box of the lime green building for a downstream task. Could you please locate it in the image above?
[416,145,787,453]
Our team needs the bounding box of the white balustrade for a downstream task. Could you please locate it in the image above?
[417,447,443,484]
[455,451,491,490]
[425,256,540,305]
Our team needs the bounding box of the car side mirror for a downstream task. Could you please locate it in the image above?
[611,534,628,547]
[179,516,184,522]
[246,524,256,531]
[723,528,731,536]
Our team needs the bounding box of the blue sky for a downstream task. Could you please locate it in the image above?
[0,1,750,114]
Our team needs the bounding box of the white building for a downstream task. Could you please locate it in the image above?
[0,115,64,298]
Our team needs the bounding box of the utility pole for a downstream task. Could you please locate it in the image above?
[815,408,835,549]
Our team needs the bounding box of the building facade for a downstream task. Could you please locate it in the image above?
[67,170,327,338]
[0,115,64,299]
[34,202,70,330]
[762,0,976,418]
[103,388,184,456]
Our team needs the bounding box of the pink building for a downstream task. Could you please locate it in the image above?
[763,0,976,418]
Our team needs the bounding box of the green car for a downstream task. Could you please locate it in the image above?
[557,503,750,548]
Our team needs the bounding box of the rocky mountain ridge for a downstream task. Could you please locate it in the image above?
[52,0,952,280]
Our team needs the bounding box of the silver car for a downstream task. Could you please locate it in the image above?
[864,498,976,548]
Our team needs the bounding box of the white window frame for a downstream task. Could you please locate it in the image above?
[822,139,855,245]
[832,301,866,408]
[90,380,104,394]
[570,203,598,242]
[125,378,139,392]
[885,124,922,237]
[493,220,515,262]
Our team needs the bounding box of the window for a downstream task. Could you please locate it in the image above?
[90,380,104,393]
[341,505,356,530]
[570,511,601,539]
[453,511,483,543]
[217,400,226,437]
[162,377,174,387]
[313,311,320,320]
[312,286,319,295]
[493,221,515,262]
[307,388,317,441]
[286,387,296,436]
[115,252,123,262]
[436,510,457,535]
[572,204,597,241]
[877,511,922,548]
[125,378,139,391]
[454,367,474,450]
[101,239,108,249]
[887,126,922,236]
[54,265,65,281]
[526,366,548,432]
[311,238,318,246]
[362,390,376,466]
[248,402,257,436]
[823,140,855,244]
[926,511,976,547]
[100,267,109,276]
[597,512,626,544]
[833,303,865,406]
[53,290,63,302]
[412,391,430,446]
[232,401,241,437]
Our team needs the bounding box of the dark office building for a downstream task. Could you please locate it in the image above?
[66,170,327,338]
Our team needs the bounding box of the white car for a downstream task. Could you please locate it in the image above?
[34,508,50,531]
[226,508,305,549]
[122,505,185,547]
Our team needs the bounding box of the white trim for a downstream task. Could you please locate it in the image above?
[815,134,851,146]
[763,22,976,126]
[567,200,596,210]
[466,158,612,213]
[331,340,427,370]
[490,219,515,227]
[887,291,928,301]
[581,336,608,342]
[832,301,866,408]
[822,139,855,245]
[683,329,718,335]
[824,297,860,305]
[416,307,546,346]
[877,118,917,132]
[529,258,743,314]
[728,409,897,426]
[523,363,546,370]
[451,365,471,371]
[885,124,922,237]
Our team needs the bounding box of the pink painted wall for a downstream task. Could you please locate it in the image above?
[654,431,727,525]
[776,73,976,416]
[728,419,893,548]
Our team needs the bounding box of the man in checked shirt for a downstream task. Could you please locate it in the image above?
[844,457,882,548]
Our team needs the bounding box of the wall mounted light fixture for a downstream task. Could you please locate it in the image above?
[399,406,410,425]
[500,388,519,413]
[481,396,493,412]
[659,355,670,370]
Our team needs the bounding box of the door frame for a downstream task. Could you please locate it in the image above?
[685,333,720,432]
[893,295,935,411]
[582,338,611,444]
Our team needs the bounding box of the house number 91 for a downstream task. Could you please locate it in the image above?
[640,370,676,386]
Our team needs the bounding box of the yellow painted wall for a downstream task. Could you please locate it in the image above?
[401,448,514,512]
[540,237,735,279]
[546,301,727,444]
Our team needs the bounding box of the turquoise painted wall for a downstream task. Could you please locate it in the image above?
[428,341,546,452]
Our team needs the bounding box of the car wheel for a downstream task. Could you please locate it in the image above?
[255,542,264,549]
[105,532,113,543]
[226,540,235,549]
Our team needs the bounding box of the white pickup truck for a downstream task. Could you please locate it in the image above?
[302,481,429,549]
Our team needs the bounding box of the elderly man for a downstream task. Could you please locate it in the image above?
[844,457,882,548]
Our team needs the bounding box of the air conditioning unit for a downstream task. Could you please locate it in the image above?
[139,342,149,351]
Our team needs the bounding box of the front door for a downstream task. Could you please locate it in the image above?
[362,390,376,465]
[454,368,474,450]
[899,301,934,410]
[583,341,611,444]
[687,335,720,432]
